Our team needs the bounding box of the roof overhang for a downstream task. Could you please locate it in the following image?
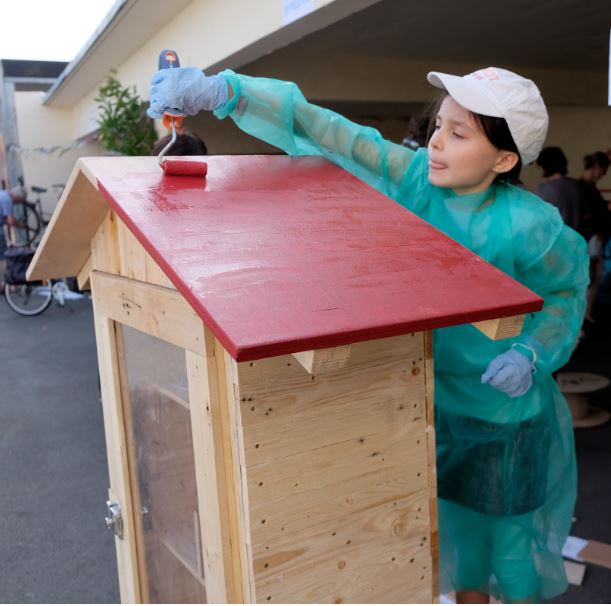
[43,0,193,107]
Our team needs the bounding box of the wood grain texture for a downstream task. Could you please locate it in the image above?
[27,163,108,280]
[90,311,141,603]
[472,314,525,340]
[228,332,435,603]
[292,345,351,374]
[90,271,205,356]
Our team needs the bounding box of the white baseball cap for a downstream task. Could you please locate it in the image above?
[427,67,548,165]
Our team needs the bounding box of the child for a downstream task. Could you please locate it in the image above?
[148,66,588,603]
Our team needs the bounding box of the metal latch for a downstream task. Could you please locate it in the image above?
[105,500,124,540]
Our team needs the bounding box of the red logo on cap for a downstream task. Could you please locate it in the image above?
[472,68,500,81]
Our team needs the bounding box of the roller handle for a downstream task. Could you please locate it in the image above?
[158,49,184,123]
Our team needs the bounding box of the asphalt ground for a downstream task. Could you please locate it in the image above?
[0,296,119,603]
[0,291,609,603]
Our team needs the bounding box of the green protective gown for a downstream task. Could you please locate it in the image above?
[214,70,589,602]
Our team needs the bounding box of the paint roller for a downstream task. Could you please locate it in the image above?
[157,50,208,178]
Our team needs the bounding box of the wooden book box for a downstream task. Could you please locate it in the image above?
[28,155,542,604]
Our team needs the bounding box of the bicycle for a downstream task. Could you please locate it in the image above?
[3,246,86,316]
[10,183,63,247]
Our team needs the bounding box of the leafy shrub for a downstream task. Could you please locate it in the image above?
[95,71,157,155]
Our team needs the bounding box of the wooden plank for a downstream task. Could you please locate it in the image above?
[234,332,434,603]
[188,332,253,603]
[77,254,92,290]
[116,217,148,282]
[91,312,141,603]
[145,250,175,289]
[253,491,432,604]
[91,210,176,289]
[472,314,525,340]
[186,349,229,603]
[27,163,108,280]
[114,324,151,603]
[423,330,440,602]
[292,345,351,374]
[91,211,120,276]
[221,345,256,603]
[90,271,205,356]
[239,334,424,429]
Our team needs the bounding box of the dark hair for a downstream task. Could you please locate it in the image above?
[402,114,430,150]
[427,93,522,183]
[151,130,208,156]
[583,151,610,171]
[536,146,568,177]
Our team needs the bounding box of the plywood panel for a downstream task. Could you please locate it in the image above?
[27,164,108,280]
[228,331,436,603]
[92,211,120,276]
[91,211,175,290]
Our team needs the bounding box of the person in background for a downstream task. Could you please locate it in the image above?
[151,130,208,156]
[147,64,588,604]
[581,150,610,189]
[0,187,26,291]
[579,151,611,326]
[536,146,593,239]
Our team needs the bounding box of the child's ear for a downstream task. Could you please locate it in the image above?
[493,150,519,175]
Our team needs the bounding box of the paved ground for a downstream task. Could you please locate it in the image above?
[1,291,610,603]
[550,323,611,604]
[0,296,119,603]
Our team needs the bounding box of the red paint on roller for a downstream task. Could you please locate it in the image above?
[162,158,208,177]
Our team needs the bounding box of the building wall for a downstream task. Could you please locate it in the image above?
[14,91,106,214]
[179,49,611,193]
[26,0,611,213]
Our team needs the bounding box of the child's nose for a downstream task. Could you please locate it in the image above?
[429,130,443,151]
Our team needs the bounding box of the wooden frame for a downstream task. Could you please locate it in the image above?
[30,156,537,603]
[88,219,442,601]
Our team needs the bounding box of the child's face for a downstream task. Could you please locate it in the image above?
[427,96,507,195]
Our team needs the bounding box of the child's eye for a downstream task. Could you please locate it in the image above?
[434,123,441,131]
[452,131,464,139]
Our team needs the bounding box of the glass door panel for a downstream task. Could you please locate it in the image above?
[118,324,206,603]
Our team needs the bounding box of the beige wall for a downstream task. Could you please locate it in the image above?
[69,0,377,137]
[36,0,611,207]
[173,48,611,195]
[15,91,106,214]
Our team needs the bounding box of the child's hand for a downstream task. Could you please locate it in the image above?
[481,349,533,398]
[147,67,229,119]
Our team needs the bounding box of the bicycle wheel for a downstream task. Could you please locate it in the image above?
[4,281,53,316]
[12,201,41,246]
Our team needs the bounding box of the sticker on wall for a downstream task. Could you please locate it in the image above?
[283,0,315,25]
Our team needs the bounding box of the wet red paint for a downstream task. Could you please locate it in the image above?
[97,155,542,361]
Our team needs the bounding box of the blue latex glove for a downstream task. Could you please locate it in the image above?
[481,348,533,398]
[147,67,229,119]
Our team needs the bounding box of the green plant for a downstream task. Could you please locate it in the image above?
[95,71,157,155]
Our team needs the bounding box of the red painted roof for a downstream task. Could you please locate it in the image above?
[97,155,542,361]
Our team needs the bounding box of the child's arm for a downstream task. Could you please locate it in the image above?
[512,222,589,376]
[215,70,415,201]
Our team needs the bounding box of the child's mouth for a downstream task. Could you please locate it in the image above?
[429,160,447,171]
